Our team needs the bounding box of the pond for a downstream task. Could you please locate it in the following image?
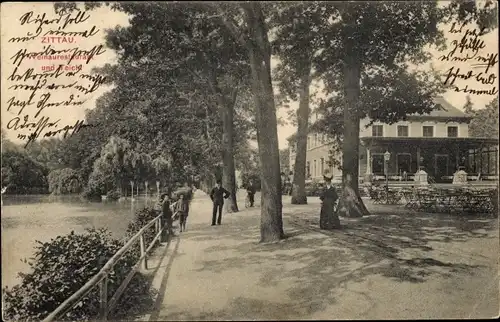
[1,194,158,288]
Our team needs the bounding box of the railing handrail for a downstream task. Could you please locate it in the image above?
[42,212,164,322]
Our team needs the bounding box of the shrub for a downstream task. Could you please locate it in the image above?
[1,150,49,194]
[80,189,102,202]
[106,190,121,201]
[2,228,153,321]
[240,172,261,191]
[48,168,83,195]
[305,180,323,196]
[125,207,161,258]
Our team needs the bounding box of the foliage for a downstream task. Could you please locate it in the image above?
[279,148,290,173]
[1,150,49,194]
[84,136,155,200]
[23,139,63,171]
[1,228,153,321]
[106,190,122,201]
[125,207,160,259]
[305,180,323,197]
[463,95,473,114]
[1,129,21,153]
[466,98,499,139]
[48,168,83,195]
[240,171,261,192]
[305,0,497,218]
[238,146,261,190]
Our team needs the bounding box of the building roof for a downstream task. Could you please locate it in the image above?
[285,97,470,143]
[409,96,471,119]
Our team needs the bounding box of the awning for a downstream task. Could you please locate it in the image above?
[360,137,499,149]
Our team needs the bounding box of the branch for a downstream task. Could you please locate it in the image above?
[230,86,239,107]
[185,67,205,84]
[205,4,248,48]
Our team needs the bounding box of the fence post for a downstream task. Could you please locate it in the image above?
[139,234,148,270]
[157,218,163,243]
[99,276,108,320]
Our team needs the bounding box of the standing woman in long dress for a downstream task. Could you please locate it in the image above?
[319,171,341,230]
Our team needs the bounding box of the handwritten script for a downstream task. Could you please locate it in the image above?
[4,8,106,148]
[439,22,498,96]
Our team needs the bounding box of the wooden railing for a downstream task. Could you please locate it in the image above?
[42,211,168,322]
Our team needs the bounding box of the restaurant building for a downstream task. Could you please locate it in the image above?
[288,96,499,183]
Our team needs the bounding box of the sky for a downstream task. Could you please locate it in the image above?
[1,2,498,150]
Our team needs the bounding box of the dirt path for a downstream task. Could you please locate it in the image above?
[141,192,499,320]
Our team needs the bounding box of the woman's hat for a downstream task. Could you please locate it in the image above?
[323,170,333,181]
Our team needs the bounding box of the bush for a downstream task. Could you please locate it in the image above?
[305,180,323,196]
[1,150,49,194]
[80,189,102,202]
[48,168,83,195]
[2,228,153,321]
[240,172,261,191]
[106,190,121,201]
[125,207,161,258]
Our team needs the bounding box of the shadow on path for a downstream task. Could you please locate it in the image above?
[148,237,181,321]
[150,199,499,320]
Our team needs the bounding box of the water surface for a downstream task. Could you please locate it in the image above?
[1,194,156,288]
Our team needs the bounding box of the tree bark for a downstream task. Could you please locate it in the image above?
[337,47,370,218]
[221,92,239,213]
[243,3,284,243]
[291,62,312,205]
[208,72,239,213]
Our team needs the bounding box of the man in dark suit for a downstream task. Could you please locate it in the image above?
[210,179,230,226]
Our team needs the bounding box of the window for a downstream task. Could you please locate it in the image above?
[307,136,311,149]
[372,125,384,137]
[423,126,434,137]
[447,126,458,138]
[306,161,311,178]
[320,158,324,175]
[397,125,409,137]
[313,160,317,177]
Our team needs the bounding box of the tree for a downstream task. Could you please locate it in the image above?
[463,95,473,114]
[102,2,248,212]
[54,1,285,242]
[312,0,497,220]
[85,136,134,198]
[271,2,328,205]
[279,148,290,175]
[1,128,21,153]
[469,98,499,138]
[1,150,49,194]
[240,2,284,241]
[48,168,83,194]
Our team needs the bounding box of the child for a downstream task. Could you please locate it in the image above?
[176,194,189,232]
[161,193,175,237]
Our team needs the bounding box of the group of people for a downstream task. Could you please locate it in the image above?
[158,178,258,235]
[158,173,338,236]
[158,183,193,236]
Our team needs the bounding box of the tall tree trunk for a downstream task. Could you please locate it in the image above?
[221,94,239,213]
[208,73,239,213]
[243,3,284,243]
[204,104,211,141]
[338,48,370,218]
[291,63,312,205]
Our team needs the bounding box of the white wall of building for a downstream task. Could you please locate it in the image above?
[287,116,472,182]
[359,118,469,138]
